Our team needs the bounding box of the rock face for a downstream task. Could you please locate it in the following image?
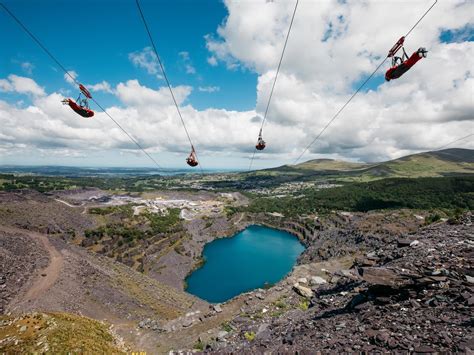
[310,276,327,285]
[292,283,313,298]
[210,213,473,353]
[0,229,49,313]
[358,267,413,287]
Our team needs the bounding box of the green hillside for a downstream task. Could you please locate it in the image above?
[276,148,474,182]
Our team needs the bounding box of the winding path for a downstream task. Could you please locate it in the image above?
[54,198,87,214]
[0,226,64,302]
[24,231,63,301]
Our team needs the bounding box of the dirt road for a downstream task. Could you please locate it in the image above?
[0,226,64,302]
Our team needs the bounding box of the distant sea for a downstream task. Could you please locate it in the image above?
[0,165,242,177]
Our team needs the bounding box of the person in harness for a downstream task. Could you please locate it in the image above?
[186,146,198,167]
[385,36,428,81]
[255,129,266,150]
[62,84,94,118]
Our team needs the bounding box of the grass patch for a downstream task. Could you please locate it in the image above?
[298,299,310,311]
[0,312,125,353]
[193,340,205,351]
[221,322,233,332]
[244,331,256,342]
[241,176,474,216]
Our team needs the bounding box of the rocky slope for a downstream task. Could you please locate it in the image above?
[1,185,472,353]
[209,214,473,353]
[0,224,208,352]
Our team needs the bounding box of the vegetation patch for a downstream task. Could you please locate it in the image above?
[241,176,474,216]
[244,331,256,342]
[0,312,125,353]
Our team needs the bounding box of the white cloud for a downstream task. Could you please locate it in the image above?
[20,62,34,75]
[207,56,218,66]
[129,47,159,75]
[0,74,45,96]
[87,81,114,94]
[115,79,192,107]
[203,0,474,163]
[64,70,78,85]
[198,86,220,93]
[2,1,473,168]
[178,51,196,74]
[0,79,259,159]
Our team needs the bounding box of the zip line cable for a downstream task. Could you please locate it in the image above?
[293,58,388,164]
[434,133,473,151]
[0,3,163,170]
[135,0,204,174]
[362,132,473,172]
[248,0,299,171]
[293,0,438,165]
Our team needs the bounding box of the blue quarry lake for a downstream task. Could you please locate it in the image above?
[186,225,305,303]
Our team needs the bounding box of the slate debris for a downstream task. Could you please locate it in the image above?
[0,230,49,313]
[210,213,473,353]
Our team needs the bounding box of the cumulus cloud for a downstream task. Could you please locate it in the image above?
[129,47,159,75]
[0,74,45,96]
[207,56,218,66]
[20,62,34,75]
[198,86,220,93]
[0,79,259,160]
[2,1,473,168]
[115,80,192,107]
[204,0,474,162]
[87,81,114,94]
[64,70,78,85]
[178,51,196,74]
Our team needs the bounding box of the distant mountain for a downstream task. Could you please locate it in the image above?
[292,158,369,171]
[362,148,473,179]
[264,148,473,182]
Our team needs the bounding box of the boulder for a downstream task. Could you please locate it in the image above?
[358,267,412,288]
[293,283,313,298]
[213,304,222,313]
[217,330,228,341]
[397,238,412,247]
[310,276,327,285]
[182,318,194,328]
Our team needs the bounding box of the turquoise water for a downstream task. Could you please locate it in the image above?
[186,225,305,303]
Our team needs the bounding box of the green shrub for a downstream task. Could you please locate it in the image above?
[298,299,310,311]
[244,331,256,342]
[221,322,233,332]
[193,340,204,350]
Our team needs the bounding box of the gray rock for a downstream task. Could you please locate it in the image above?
[297,277,308,284]
[359,267,412,288]
[182,318,194,328]
[397,238,412,247]
[293,283,313,298]
[410,240,420,247]
[217,330,228,341]
[213,304,222,313]
[310,276,327,285]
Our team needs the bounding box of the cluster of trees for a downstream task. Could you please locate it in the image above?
[88,205,134,216]
[144,208,181,234]
[0,174,172,192]
[84,207,182,248]
[242,176,474,216]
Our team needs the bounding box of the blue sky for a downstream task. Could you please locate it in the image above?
[1,0,472,170]
[0,0,256,111]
